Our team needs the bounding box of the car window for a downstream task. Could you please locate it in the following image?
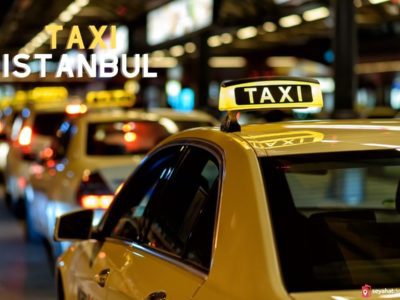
[51,121,76,160]
[143,146,220,270]
[86,121,170,156]
[32,112,66,136]
[261,150,400,292]
[107,144,221,271]
[106,146,186,241]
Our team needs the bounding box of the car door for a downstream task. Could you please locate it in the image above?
[74,144,186,300]
[90,143,222,300]
[28,119,75,239]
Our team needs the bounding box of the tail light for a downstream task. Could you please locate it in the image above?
[81,195,114,209]
[18,126,32,146]
[77,172,114,210]
[0,121,5,134]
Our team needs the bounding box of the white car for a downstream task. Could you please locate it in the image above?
[25,106,217,258]
[5,101,66,217]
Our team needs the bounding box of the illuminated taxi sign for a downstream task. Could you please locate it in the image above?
[219,77,323,111]
[0,97,12,109]
[15,91,29,103]
[86,90,135,108]
[29,87,68,102]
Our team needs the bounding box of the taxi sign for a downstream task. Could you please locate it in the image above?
[86,90,135,108]
[219,77,323,111]
[29,87,68,102]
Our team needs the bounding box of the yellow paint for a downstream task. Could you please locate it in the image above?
[46,24,63,49]
[89,25,107,49]
[110,25,117,49]
[66,25,85,49]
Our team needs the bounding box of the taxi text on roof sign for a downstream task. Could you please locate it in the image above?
[218,77,323,111]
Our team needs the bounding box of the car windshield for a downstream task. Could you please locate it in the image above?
[260,150,400,292]
[87,120,170,156]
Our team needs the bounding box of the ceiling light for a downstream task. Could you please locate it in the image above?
[19,48,28,55]
[266,56,298,67]
[67,3,81,15]
[37,31,48,42]
[169,45,184,57]
[148,57,178,68]
[184,42,196,53]
[25,43,35,54]
[279,14,302,28]
[31,38,43,48]
[274,0,291,4]
[151,50,165,57]
[356,60,400,74]
[208,57,247,68]
[369,0,390,4]
[59,11,73,23]
[237,26,258,39]
[354,0,362,7]
[220,33,233,44]
[207,35,221,47]
[263,22,277,32]
[303,7,330,22]
[75,0,90,7]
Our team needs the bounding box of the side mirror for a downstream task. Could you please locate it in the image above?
[54,209,94,241]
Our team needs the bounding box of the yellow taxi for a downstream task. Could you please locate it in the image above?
[25,90,217,257]
[55,77,400,300]
[4,87,68,217]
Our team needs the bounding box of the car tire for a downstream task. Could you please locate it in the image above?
[24,198,42,243]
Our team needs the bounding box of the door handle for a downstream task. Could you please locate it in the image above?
[94,268,110,288]
[146,291,167,300]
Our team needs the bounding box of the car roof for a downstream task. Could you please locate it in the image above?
[234,119,400,157]
[147,108,218,123]
[79,108,218,124]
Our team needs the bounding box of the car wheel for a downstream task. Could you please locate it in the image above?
[24,198,42,243]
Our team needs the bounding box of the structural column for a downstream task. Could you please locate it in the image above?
[332,0,358,118]
[197,33,210,108]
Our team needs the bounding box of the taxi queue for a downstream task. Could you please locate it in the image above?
[0,87,217,259]
[3,77,400,300]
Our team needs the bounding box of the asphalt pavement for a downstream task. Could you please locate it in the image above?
[0,188,56,300]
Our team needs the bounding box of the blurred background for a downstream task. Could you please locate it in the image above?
[0,0,399,118]
[0,0,400,299]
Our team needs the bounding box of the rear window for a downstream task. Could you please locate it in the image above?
[261,150,400,292]
[87,121,170,156]
[33,112,66,136]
